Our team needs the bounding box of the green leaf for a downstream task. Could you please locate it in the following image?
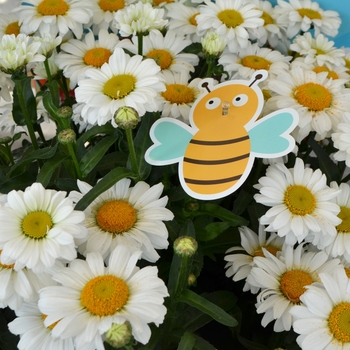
[180,291,238,333]
[196,222,230,241]
[192,203,248,227]
[127,112,158,180]
[193,334,216,350]
[36,152,69,187]
[8,143,58,177]
[79,131,119,178]
[12,75,37,125]
[178,289,238,327]
[308,136,340,183]
[0,169,36,193]
[177,332,196,350]
[74,167,133,211]
[0,146,11,164]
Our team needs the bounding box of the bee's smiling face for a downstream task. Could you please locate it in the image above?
[193,84,260,129]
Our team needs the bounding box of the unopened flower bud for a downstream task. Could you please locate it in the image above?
[201,32,227,57]
[188,273,197,286]
[184,200,199,212]
[114,106,139,130]
[174,236,198,257]
[105,322,133,348]
[58,129,76,144]
[57,106,73,119]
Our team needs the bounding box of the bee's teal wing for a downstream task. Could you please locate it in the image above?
[247,108,299,158]
[145,118,195,165]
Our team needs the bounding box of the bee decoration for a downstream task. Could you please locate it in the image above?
[145,70,299,200]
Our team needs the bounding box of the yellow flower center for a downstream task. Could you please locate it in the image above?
[5,21,20,36]
[153,0,173,5]
[189,13,199,26]
[328,302,350,343]
[162,84,195,104]
[294,82,332,112]
[315,48,325,55]
[22,211,53,239]
[280,270,314,303]
[84,47,112,68]
[253,245,280,257]
[98,0,125,12]
[284,185,316,216]
[337,206,350,233]
[297,8,322,20]
[146,49,173,70]
[261,11,274,25]
[96,200,137,234]
[345,58,350,75]
[262,89,271,101]
[0,251,14,269]
[241,55,272,70]
[42,314,60,330]
[218,9,244,28]
[103,74,136,99]
[344,267,350,278]
[80,275,129,316]
[37,0,69,16]
[313,66,339,80]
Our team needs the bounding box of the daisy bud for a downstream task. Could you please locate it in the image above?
[105,322,133,349]
[188,273,197,286]
[57,106,73,119]
[174,236,198,257]
[184,200,199,212]
[201,32,227,58]
[114,106,139,130]
[58,129,76,145]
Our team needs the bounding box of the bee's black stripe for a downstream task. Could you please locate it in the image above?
[189,135,249,146]
[184,153,250,165]
[185,174,241,185]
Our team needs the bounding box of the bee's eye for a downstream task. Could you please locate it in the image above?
[205,97,221,110]
[232,94,248,107]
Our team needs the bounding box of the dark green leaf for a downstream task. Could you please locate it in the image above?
[12,75,37,125]
[196,222,230,241]
[0,170,35,193]
[8,143,58,177]
[74,167,133,211]
[95,151,128,171]
[54,178,80,192]
[36,152,69,187]
[193,334,216,350]
[79,131,119,178]
[177,332,196,350]
[201,227,241,255]
[180,291,238,333]
[308,136,340,183]
[178,289,238,327]
[0,146,11,164]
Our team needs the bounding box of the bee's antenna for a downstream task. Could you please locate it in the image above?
[201,82,211,93]
[249,73,264,87]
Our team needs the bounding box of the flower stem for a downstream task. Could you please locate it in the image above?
[138,34,143,56]
[125,128,140,181]
[66,142,82,179]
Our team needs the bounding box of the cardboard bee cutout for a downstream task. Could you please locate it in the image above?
[145,70,299,200]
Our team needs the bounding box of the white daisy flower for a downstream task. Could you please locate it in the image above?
[249,0,287,48]
[114,2,168,37]
[267,68,350,142]
[157,70,201,122]
[32,33,62,58]
[38,246,169,348]
[0,71,14,102]
[196,0,264,53]
[247,243,342,332]
[0,34,45,74]
[224,224,284,294]
[119,29,199,75]
[290,57,350,81]
[274,0,341,38]
[314,182,350,261]
[8,301,75,350]
[254,157,341,246]
[290,268,350,349]
[72,102,96,133]
[88,0,135,30]
[75,47,165,126]
[69,178,174,262]
[0,103,27,136]
[290,32,346,67]
[0,253,56,311]
[13,0,92,39]
[33,51,60,80]
[332,113,350,168]
[219,41,291,80]
[0,182,87,273]
[55,29,121,89]
[0,13,21,38]
[166,3,201,42]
